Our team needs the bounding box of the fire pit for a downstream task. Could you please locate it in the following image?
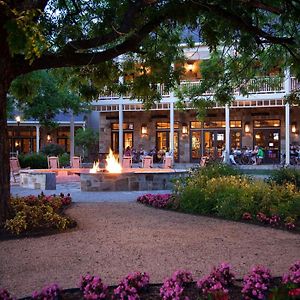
[79,150,187,192]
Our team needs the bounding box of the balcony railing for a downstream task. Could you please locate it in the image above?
[97,76,299,100]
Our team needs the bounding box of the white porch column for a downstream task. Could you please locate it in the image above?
[169,101,174,160]
[285,103,290,165]
[118,103,123,161]
[70,110,75,159]
[284,68,291,165]
[225,104,230,163]
[36,125,40,153]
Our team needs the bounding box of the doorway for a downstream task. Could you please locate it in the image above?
[203,130,225,158]
[156,131,179,161]
[253,129,280,163]
[111,132,133,153]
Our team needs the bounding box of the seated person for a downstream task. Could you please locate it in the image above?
[124,146,132,157]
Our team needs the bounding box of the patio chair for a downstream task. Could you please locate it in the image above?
[70,156,82,168]
[10,156,21,182]
[122,156,132,168]
[47,156,60,169]
[162,156,173,169]
[200,156,209,167]
[141,156,153,168]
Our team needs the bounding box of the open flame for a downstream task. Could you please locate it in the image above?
[89,161,101,173]
[106,149,122,173]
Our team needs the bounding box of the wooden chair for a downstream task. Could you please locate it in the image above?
[47,156,60,169]
[122,156,132,168]
[70,156,82,168]
[162,156,173,168]
[141,156,153,168]
[10,156,21,182]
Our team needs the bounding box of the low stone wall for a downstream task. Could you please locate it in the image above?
[80,169,187,191]
[20,171,56,190]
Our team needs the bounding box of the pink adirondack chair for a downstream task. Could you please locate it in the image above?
[122,156,132,168]
[47,156,60,169]
[10,156,21,182]
[70,156,82,168]
[162,156,173,168]
[141,156,153,168]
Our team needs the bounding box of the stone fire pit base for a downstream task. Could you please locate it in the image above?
[80,168,187,191]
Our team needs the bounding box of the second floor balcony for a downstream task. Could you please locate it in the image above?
[95,76,299,102]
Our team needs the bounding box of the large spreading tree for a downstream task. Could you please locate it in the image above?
[1,0,300,224]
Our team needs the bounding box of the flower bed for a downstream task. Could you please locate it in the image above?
[0,193,75,238]
[138,164,300,232]
[1,261,299,299]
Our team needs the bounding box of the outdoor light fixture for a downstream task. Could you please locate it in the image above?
[15,115,21,125]
[141,125,148,135]
[292,122,297,134]
[187,62,193,72]
[182,124,188,135]
[244,122,250,133]
[47,134,52,142]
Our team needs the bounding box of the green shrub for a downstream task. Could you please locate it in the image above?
[41,143,64,156]
[59,153,70,167]
[177,168,300,222]
[19,153,48,169]
[269,167,300,190]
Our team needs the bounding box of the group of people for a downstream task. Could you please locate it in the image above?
[226,145,264,165]
[124,146,168,163]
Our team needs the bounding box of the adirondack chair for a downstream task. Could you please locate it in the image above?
[10,156,21,182]
[162,156,173,168]
[47,156,60,169]
[141,156,153,168]
[70,156,82,168]
[122,156,132,168]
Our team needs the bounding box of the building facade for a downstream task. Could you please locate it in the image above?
[7,46,300,165]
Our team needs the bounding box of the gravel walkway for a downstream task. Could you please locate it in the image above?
[0,202,299,298]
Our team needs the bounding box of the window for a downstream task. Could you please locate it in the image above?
[204,121,226,128]
[230,120,242,128]
[190,121,201,129]
[111,123,134,130]
[156,122,179,129]
[254,120,281,128]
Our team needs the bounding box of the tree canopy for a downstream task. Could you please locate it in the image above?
[1,0,300,223]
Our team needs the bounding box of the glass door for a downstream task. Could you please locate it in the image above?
[203,131,225,158]
[253,129,280,163]
[156,131,179,162]
[111,132,133,153]
[191,131,201,161]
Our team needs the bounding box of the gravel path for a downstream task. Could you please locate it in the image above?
[0,202,299,298]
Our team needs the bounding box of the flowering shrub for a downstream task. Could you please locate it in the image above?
[282,261,300,285]
[32,283,60,299]
[160,270,193,300]
[0,288,15,300]
[242,213,252,220]
[79,274,109,299]
[242,266,272,300]
[4,193,74,235]
[137,194,172,208]
[1,261,300,299]
[113,272,150,299]
[197,263,234,298]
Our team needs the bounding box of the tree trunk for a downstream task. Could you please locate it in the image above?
[0,82,10,226]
